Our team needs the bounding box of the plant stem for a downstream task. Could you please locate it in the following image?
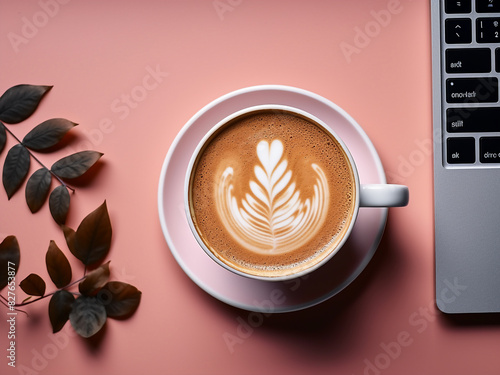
[0,291,30,316]
[62,275,87,290]
[14,292,53,307]
[3,125,75,192]
[12,275,86,307]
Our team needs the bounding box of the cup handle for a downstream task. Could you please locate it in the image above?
[359,184,409,207]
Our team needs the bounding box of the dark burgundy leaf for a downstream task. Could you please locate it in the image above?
[49,290,75,333]
[0,84,52,124]
[71,201,112,266]
[22,118,77,151]
[61,225,76,254]
[99,281,142,318]
[2,144,30,199]
[46,240,72,288]
[25,168,51,213]
[69,296,107,338]
[79,261,110,296]
[21,296,32,304]
[49,185,70,225]
[0,122,6,154]
[19,273,46,296]
[51,151,103,179]
[0,236,20,290]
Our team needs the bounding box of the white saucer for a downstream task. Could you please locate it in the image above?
[158,85,388,313]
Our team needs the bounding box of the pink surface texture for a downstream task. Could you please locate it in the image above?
[0,1,499,375]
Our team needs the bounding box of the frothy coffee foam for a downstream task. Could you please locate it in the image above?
[217,139,329,254]
[189,110,355,278]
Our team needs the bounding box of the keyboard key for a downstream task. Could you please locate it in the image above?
[447,137,476,164]
[445,48,491,73]
[447,107,500,132]
[445,18,472,44]
[480,137,500,162]
[495,47,500,71]
[476,0,500,12]
[477,18,500,42]
[446,0,471,13]
[446,77,498,103]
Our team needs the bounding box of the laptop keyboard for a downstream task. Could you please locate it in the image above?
[441,0,500,166]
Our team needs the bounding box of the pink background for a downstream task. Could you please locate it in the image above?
[0,0,498,374]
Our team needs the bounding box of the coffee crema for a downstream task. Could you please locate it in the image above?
[188,110,356,278]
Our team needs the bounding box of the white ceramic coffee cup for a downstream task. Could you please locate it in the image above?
[185,105,408,281]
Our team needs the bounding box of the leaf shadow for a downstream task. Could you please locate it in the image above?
[64,160,106,188]
[81,321,108,354]
[26,309,44,328]
[107,306,140,321]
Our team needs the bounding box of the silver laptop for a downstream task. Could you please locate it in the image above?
[431,0,500,313]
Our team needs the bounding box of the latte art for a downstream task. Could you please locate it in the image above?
[217,140,329,254]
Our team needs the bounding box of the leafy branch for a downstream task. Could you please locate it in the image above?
[0,202,142,338]
[0,84,102,224]
[0,84,141,339]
